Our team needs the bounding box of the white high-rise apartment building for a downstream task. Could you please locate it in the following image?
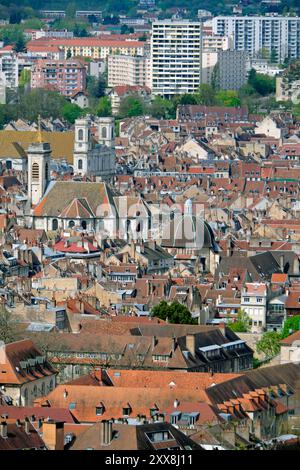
[107,55,151,88]
[0,51,19,88]
[151,20,202,97]
[212,15,300,63]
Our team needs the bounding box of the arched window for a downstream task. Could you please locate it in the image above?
[101,126,107,139]
[32,163,39,181]
[6,160,12,170]
[49,379,53,391]
[68,220,75,228]
[78,129,84,141]
[52,219,58,231]
[81,220,87,230]
[78,159,83,170]
[33,385,37,397]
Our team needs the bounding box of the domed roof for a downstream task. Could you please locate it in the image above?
[160,214,217,250]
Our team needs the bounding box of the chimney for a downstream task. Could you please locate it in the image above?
[100,420,113,446]
[186,334,195,356]
[42,420,65,451]
[0,421,7,438]
[152,336,157,350]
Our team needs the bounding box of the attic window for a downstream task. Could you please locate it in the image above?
[96,405,104,416]
[123,405,131,417]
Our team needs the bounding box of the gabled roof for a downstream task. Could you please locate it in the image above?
[33,181,114,217]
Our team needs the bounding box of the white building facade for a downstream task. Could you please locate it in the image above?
[212,15,300,63]
[241,283,268,333]
[151,20,202,97]
[73,116,115,179]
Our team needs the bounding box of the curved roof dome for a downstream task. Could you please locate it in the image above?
[160,214,217,250]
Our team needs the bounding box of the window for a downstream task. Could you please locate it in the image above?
[123,406,131,417]
[101,126,107,139]
[52,219,58,231]
[81,220,87,230]
[244,297,250,303]
[96,406,104,416]
[32,162,39,181]
[68,220,75,228]
[78,129,84,141]
[78,159,83,170]
[146,431,172,443]
[257,298,263,303]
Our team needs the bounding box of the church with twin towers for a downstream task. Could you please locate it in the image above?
[27,115,116,207]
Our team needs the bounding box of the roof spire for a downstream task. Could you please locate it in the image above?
[37,115,43,143]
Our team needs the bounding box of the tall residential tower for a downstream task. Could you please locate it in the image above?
[151,20,202,97]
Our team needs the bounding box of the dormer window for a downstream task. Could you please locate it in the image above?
[170,412,181,425]
[96,403,105,416]
[123,404,132,417]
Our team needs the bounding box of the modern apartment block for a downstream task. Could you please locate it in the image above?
[75,11,102,20]
[0,51,19,88]
[31,59,86,98]
[217,50,250,90]
[108,54,151,88]
[151,20,202,97]
[212,15,300,63]
[202,34,232,85]
[40,11,66,19]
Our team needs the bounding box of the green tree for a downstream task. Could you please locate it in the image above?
[179,93,198,105]
[151,300,197,325]
[256,331,281,358]
[87,75,106,99]
[148,95,173,119]
[281,315,300,338]
[119,95,144,118]
[196,84,216,106]
[19,68,30,87]
[13,34,26,53]
[0,306,18,344]
[17,88,66,121]
[248,69,276,96]
[215,90,241,107]
[227,309,251,333]
[62,102,82,123]
[96,96,112,117]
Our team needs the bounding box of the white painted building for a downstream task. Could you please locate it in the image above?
[212,15,300,63]
[151,20,202,97]
[0,51,19,88]
[73,116,115,179]
[241,282,268,333]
